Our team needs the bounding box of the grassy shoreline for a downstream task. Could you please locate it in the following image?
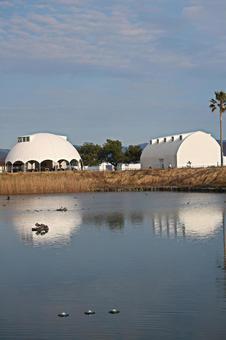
[0,168,226,195]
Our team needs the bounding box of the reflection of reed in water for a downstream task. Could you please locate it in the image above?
[152,206,222,240]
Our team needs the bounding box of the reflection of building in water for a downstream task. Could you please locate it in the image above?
[152,206,223,239]
[13,211,81,246]
[152,213,185,239]
[12,196,82,246]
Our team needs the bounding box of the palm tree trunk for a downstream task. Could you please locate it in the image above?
[220,110,224,166]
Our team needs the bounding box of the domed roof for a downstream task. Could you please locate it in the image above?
[5,133,81,164]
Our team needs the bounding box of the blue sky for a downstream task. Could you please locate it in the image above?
[0,0,226,148]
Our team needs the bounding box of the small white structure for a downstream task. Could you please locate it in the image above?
[83,162,114,171]
[117,163,141,171]
[141,131,221,169]
[5,133,82,172]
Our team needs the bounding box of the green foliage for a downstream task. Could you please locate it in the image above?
[78,143,102,166]
[209,90,226,167]
[124,145,142,163]
[100,139,124,167]
[78,140,142,167]
[209,91,226,112]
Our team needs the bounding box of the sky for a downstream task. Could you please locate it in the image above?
[0,0,226,148]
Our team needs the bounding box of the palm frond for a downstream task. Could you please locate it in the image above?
[215,91,226,102]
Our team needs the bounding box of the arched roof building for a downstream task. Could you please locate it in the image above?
[141,131,221,169]
[5,133,82,171]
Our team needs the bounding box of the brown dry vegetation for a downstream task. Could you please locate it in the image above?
[0,167,226,195]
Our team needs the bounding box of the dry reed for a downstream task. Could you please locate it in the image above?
[0,167,226,195]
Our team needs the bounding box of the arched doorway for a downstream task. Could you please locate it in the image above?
[58,159,69,171]
[70,159,79,170]
[6,161,12,172]
[26,160,40,172]
[41,160,53,171]
[13,161,24,172]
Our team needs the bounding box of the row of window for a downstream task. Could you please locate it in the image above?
[18,136,30,143]
[150,135,183,144]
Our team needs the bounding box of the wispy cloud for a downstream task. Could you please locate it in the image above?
[1,0,224,75]
[182,0,226,72]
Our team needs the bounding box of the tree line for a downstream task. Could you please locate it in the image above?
[77,139,142,167]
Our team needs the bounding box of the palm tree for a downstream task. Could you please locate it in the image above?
[209,91,226,167]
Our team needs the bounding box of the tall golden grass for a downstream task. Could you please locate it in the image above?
[0,167,226,195]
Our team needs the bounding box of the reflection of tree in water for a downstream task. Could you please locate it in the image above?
[129,212,143,225]
[83,212,125,230]
[83,211,144,230]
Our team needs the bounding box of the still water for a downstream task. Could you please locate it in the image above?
[0,192,226,340]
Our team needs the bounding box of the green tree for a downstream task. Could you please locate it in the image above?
[209,91,226,166]
[100,139,124,168]
[78,143,102,166]
[124,145,142,163]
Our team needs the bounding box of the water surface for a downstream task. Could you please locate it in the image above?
[0,192,226,339]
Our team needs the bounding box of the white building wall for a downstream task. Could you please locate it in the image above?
[141,131,221,169]
[177,131,221,168]
[118,163,141,171]
[141,136,184,169]
[83,162,114,171]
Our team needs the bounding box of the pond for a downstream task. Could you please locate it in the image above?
[0,192,226,340]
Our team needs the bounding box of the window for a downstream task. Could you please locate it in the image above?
[171,136,174,142]
[18,136,30,143]
[179,135,182,140]
[164,137,167,142]
[150,140,152,145]
[157,139,159,144]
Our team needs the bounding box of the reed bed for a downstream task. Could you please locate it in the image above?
[0,167,226,195]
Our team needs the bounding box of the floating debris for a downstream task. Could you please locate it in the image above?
[58,312,69,318]
[84,310,95,315]
[7,196,10,201]
[32,223,49,235]
[109,309,120,314]
[56,207,68,212]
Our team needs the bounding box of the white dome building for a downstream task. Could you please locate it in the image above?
[5,133,82,172]
[141,131,221,169]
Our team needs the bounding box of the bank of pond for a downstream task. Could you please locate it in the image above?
[0,167,226,195]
